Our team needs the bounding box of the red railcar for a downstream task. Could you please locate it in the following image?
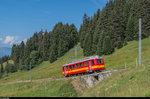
[62,56,105,77]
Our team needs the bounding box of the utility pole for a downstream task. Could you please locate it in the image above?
[139,18,141,66]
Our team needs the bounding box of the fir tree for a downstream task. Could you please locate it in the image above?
[125,15,136,41]
[49,44,58,63]
[96,31,105,56]
[43,30,50,61]
[103,36,114,55]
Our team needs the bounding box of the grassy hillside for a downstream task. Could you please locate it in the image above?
[81,63,150,97]
[0,79,77,97]
[0,46,84,83]
[0,37,150,97]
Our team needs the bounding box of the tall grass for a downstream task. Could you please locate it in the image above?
[0,78,77,97]
[81,62,150,97]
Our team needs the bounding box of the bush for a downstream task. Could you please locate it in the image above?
[5,63,17,73]
[124,41,128,46]
[117,41,123,49]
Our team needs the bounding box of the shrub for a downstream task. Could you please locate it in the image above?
[5,63,17,73]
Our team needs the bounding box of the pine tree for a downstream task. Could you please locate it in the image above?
[11,44,16,61]
[92,9,101,54]
[43,30,50,61]
[109,0,126,48]
[140,0,150,38]
[20,41,25,59]
[49,44,58,63]
[38,29,44,57]
[103,36,114,55]
[18,41,25,68]
[69,24,78,48]
[79,13,90,48]
[30,51,42,67]
[23,39,32,65]
[96,31,105,56]
[125,15,136,41]
[117,37,123,49]
[83,32,93,56]
[32,32,39,51]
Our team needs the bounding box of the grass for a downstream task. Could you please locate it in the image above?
[0,78,77,97]
[81,62,150,97]
[0,37,150,97]
[103,38,150,70]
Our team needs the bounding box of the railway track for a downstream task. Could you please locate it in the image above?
[0,68,128,85]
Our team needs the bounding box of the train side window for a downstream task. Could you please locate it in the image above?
[83,62,85,67]
[69,65,72,69]
[91,60,94,65]
[86,61,89,66]
[97,59,103,64]
[80,63,82,67]
[76,64,78,68]
[66,66,68,70]
[97,59,100,64]
[72,65,75,69]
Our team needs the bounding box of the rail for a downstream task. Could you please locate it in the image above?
[0,67,129,85]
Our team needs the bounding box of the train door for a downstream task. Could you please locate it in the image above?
[72,64,75,74]
[89,60,92,72]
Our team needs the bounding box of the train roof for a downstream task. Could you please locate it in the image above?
[62,55,102,67]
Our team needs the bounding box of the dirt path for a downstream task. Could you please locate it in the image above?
[0,77,71,85]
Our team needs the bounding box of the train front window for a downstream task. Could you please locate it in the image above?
[97,59,103,64]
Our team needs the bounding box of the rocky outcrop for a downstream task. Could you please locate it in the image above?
[80,70,118,87]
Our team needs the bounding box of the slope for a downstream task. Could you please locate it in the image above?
[81,62,150,97]
[0,37,150,97]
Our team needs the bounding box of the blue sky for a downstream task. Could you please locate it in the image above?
[0,0,109,48]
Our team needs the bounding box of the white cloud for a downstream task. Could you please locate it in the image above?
[15,38,27,44]
[3,36,17,45]
[0,38,3,41]
[3,36,27,45]
[23,39,27,43]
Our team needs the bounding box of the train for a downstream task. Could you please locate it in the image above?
[62,56,105,77]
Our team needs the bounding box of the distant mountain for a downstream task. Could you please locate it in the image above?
[0,47,11,58]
